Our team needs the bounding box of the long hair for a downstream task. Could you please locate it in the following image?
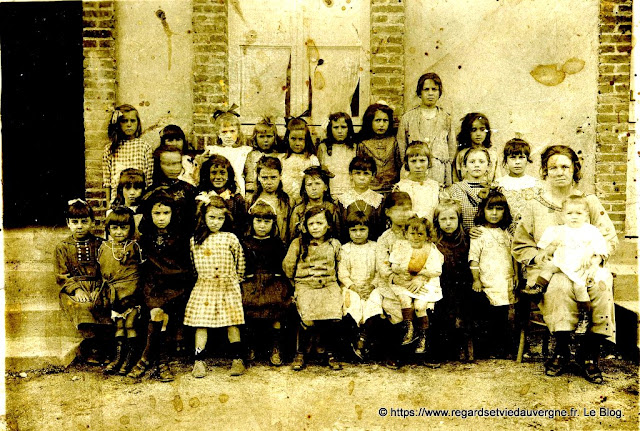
[246,200,279,239]
[105,206,136,240]
[249,156,290,207]
[299,205,337,260]
[358,103,395,141]
[283,117,316,158]
[433,199,466,246]
[457,113,491,151]
[540,145,582,183]
[198,154,238,193]
[324,112,356,155]
[108,104,141,154]
[299,166,332,204]
[112,168,146,208]
[474,189,513,230]
[193,195,232,244]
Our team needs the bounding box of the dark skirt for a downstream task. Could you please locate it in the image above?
[241,272,291,320]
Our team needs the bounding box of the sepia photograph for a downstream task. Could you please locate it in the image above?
[1,0,638,429]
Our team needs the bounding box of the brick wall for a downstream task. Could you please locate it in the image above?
[370,0,405,118]
[82,0,117,223]
[596,0,632,233]
[192,0,229,149]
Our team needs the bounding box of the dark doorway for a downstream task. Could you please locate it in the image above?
[1,2,84,227]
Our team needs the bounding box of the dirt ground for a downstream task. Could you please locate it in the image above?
[4,352,638,431]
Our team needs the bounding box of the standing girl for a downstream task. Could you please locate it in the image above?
[278,117,320,204]
[199,154,247,237]
[103,104,153,205]
[289,166,341,240]
[447,146,492,232]
[283,206,343,371]
[433,199,474,361]
[397,73,455,186]
[393,141,444,221]
[243,117,281,195]
[339,211,384,360]
[241,202,292,366]
[56,199,110,364]
[317,112,357,199]
[99,207,144,375]
[184,194,246,377]
[388,216,444,355]
[110,168,146,237]
[468,190,516,358]
[247,156,292,244]
[495,138,542,225]
[128,189,195,381]
[204,110,252,195]
[453,113,498,183]
[357,103,401,195]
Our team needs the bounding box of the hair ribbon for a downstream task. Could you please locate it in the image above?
[212,103,240,120]
[68,198,88,206]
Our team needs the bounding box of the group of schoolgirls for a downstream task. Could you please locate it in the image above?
[57,71,568,382]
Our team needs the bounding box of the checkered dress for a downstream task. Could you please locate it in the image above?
[448,180,485,232]
[102,138,153,196]
[183,232,246,328]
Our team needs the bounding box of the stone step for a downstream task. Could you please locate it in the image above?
[5,336,82,371]
[5,302,78,339]
[3,227,69,263]
[5,261,59,304]
[611,263,638,309]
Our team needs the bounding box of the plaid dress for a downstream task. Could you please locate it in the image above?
[184,232,246,328]
[103,138,153,197]
[447,180,485,232]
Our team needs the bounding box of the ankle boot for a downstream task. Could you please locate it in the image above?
[118,338,136,375]
[270,329,283,366]
[104,338,125,374]
[414,329,427,354]
[128,321,161,378]
[401,320,415,345]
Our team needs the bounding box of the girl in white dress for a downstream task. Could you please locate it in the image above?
[468,190,516,358]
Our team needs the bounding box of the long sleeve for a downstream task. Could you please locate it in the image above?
[537,226,557,250]
[337,245,354,288]
[55,243,80,294]
[282,238,301,280]
[144,142,153,187]
[102,145,112,188]
[232,235,246,281]
[396,114,409,159]
[376,234,394,282]
[511,203,539,265]
[445,114,456,161]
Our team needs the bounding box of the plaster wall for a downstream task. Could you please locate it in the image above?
[405,0,599,191]
[115,0,194,149]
